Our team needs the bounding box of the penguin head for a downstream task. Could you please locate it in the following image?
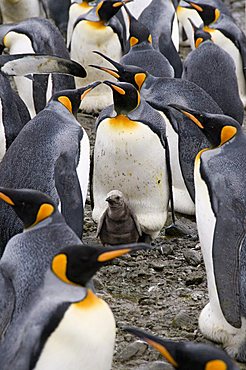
[91,51,148,91]
[104,80,140,115]
[188,19,212,47]
[184,1,220,25]
[52,243,149,286]
[124,6,152,47]
[169,104,240,147]
[124,327,239,370]
[0,188,56,229]
[106,190,126,208]
[51,81,101,115]
[95,0,131,23]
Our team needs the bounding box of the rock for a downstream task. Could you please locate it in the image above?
[93,277,104,291]
[116,340,148,361]
[149,262,166,271]
[134,361,173,370]
[185,272,204,286]
[172,311,195,330]
[183,249,202,266]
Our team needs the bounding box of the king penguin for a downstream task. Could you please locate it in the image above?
[0,243,149,370]
[70,0,129,112]
[121,6,175,78]
[125,327,239,370]
[0,188,83,338]
[41,0,71,38]
[92,80,171,242]
[185,1,246,106]
[0,81,100,254]
[170,104,246,361]
[177,0,232,49]
[0,17,79,117]
[91,52,223,215]
[182,24,244,124]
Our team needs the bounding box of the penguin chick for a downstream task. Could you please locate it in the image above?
[124,327,239,370]
[96,190,142,245]
[0,243,150,370]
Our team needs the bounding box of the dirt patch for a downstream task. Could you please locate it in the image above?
[79,2,246,368]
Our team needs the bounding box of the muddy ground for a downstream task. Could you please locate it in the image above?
[79,2,246,369]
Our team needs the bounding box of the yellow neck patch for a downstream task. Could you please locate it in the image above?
[134,73,146,90]
[195,147,209,164]
[32,203,54,227]
[96,1,103,16]
[130,36,139,47]
[146,339,178,367]
[205,360,227,370]
[98,248,131,262]
[108,115,139,130]
[195,37,203,48]
[75,289,103,309]
[220,126,237,145]
[58,96,72,113]
[52,253,72,285]
[79,2,91,8]
[203,26,215,33]
[0,192,15,206]
[148,34,152,44]
[214,8,220,23]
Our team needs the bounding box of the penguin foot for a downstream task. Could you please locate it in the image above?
[199,303,246,360]
[164,222,191,237]
[138,233,152,244]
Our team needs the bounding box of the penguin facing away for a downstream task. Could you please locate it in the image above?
[185,0,246,106]
[0,188,83,338]
[91,52,223,215]
[0,82,100,253]
[70,0,130,112]
[0,243,150,370]
[92,80,170,241]
[125,327,239,370]
[182,25,244,124]
[96,189,142,245]
[0,17,77,117]
[169,104,246,361]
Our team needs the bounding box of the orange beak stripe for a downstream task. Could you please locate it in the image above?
[145,339,178,367]
[0,192,15,206]
[98,248,131,262]
[111,84,126,95]
[181,110,204,129]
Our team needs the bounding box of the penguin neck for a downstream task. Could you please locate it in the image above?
[74,288,105,309]
[107,204,128,220]
[23,211,62,232]
[141,74,157,91]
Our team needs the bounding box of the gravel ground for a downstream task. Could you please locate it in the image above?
[79,2,246,369]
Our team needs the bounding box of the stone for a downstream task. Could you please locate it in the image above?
[183,249,202,266]
[116,340,148,361]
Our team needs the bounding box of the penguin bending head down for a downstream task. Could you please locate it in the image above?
[125,327,239,370]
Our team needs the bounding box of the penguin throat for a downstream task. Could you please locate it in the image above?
[109,115,139,129]
[75,289,103,309]
[85,20,106,29]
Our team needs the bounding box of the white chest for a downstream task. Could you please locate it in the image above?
[92,117,169,236]
[0,0,42,23]
[0,99,6,161]
[34,299,115,370]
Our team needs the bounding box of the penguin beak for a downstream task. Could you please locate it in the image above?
[0,191,15,206]
[92,51,125,73]
[97,243,150,262]
[89,64,120,79]
[123,327,178,367]
[188,17,199,31]
[183,0,203,12]
[103,80,126,95]
[80,81,101,100]
[168,104,204,129]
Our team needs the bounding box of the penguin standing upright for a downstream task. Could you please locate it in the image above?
[0,18,78,117]
[182,26,244,124]
[0,82,100,253]
[0,188,83,337]
[0,243,149,370]
[41,0,71,37]
[184,1,246,106]
[66,0,95,47]
[0,0,45,23]
[91,53,223,215]
[70,0,129,112]
[125,327,239,370]
[170,104,246,361]
[92,80,170,241]
[121,7,175,78]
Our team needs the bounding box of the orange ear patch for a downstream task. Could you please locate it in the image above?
[134,73,146,90]
[58,96,72,113]
[205,360,227,370]
[195,37,203,48]
[52,254,71,284]
[130,36,139,47]
[32,203,54,226]
[220,126,237,145]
